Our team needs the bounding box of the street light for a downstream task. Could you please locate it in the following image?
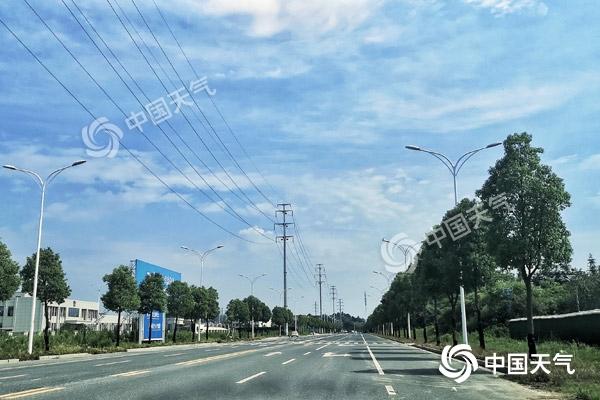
[3,160,87,354]
[382,238,417,271]
[180,245,224,286]
[369,285,385,294]
[270,287,292,306]
[372,270,391,286]
[239,273,267,339]
[405,142,501,345]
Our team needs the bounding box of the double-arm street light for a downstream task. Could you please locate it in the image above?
[270,287,292,307]
[3,160,87,355]
[372,270,391,287]
[369,285,385,295]
[180,245,224,286]
[239,274,267,339]
[405,142,501,345]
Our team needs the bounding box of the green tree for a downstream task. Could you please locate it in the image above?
[21,247,71,352]
[138,273,166,344]
[201,287,219,341]
[271,306,292,336]
[0,240,20,302]
[478,133,572,355]
[166,281,193,343]
[101,265,140,346]
[588,254,597,275]
[226,299,249,338]
[243,295,269,337]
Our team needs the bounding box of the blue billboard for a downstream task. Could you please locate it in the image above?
[134,259,181,342]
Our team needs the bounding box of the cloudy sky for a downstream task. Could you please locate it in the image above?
[0,0,598,318]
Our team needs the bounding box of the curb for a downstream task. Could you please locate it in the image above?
[38,353,91,361]
[0,359,19,364]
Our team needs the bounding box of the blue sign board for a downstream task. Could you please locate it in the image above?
[134,259,181,342]
[142,311,164,341]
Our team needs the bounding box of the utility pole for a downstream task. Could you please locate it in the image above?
[364,291,367,317]
[315,264,325,319]
[329,285,337,327]
[275,203,293,336]
[337,298,344,322]
[314,301,318,315]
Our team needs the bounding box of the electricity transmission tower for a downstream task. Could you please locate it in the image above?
[275,203,293,336]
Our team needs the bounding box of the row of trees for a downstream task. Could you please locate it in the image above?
[102,265,220,346]
[0,245,70,351]
[367,133,595,355]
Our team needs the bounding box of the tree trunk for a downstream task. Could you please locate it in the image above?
[525,276,537,355]
[43,301,50,352]
[474,285,485,349]
[191,319,196,342]
[412,326,417,341]
[433,297,440,346]
[172,316,178,343]
[147,312,153,344]
[205,314,209,341]
[116,310,122,347]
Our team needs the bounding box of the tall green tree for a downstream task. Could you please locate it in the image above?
[226,299,249,338]
[166,281,193,343]
[271,306,292,336]
[21,247,71,352]
[0,240,20,302]
[478,133,572,355]
[201,287,219,341]
[101,265,140,346]
[138,273,166,344]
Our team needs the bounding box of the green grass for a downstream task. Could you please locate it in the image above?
[0,328,281,361]
[380,328,600,400]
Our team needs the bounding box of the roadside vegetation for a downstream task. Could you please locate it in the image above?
[366,133,600,400]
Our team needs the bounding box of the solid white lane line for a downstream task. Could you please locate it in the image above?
[236,371,266,384]
[110,370,150,378]
[94,360,131,367]
[164,352,185,357]
[303,352,311,355]
[0,375,27,381]
[282,358,296,365]
[385,385,397,396]
[361,334,384,376]
[315,344,329,351]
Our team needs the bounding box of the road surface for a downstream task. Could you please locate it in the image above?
[0,333,549,399]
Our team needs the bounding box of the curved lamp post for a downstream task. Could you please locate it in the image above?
[239,273,267,338]
[3,160,87,354]
[405,142,501,345]
[181,245,224,286]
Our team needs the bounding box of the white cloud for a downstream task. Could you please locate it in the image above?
[181,0,381,37]
[464,0,548,16]
[580,154,600,171]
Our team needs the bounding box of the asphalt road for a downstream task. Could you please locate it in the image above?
[0,333,549,399]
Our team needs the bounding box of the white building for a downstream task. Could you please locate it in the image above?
[0,293,99,334]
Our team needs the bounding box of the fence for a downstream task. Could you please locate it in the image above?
[508,309,600,345]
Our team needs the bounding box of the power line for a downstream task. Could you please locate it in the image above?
[58,0,270,238]
[0,16,253,243]
[150,0,278,206]
[127,0,275,219]
[108,0,275,226]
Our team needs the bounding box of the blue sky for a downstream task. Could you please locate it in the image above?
[0,0,598,318]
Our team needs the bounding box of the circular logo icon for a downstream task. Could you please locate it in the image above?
[81,117,123,158]
[438,344,479,384]
[380,233,419,273]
